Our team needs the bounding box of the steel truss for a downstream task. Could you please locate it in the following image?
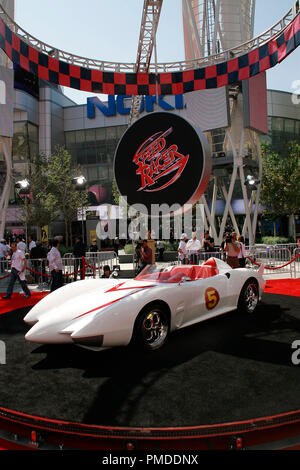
[129,0,163,124]
[0,2,298,73]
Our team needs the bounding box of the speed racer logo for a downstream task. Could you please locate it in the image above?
[133,127,189,192]
[205,287,220,310]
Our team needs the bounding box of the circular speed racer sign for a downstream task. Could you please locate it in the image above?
[114,112,211,215]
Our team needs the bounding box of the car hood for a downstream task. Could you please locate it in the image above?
[24,278,158,326]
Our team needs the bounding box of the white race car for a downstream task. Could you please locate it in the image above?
[24,258,265,351]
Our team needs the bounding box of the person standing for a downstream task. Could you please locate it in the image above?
[89,239,98,253]
[0,239,7,273]
[157,240,165,261]
[48,239,64,292]
[202,231,215,252]
[225,232,240,268]
[28,235,36,254]
[136,240,153,275]
[238,235,246,268]
[1,242,31,299]
[178,233,188,264]
[73,236,86,281]
[16,237,26,254]
[186,232,201,264]
[30,241,47,284]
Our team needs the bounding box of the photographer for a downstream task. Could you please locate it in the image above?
[224,232,240,268]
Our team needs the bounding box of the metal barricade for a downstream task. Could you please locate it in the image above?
[293,248,300,278]
[178,250,226,265]
[246,247,293,277]
[85,251,118,279]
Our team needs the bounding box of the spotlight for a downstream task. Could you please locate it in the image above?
[15,179,30,190]
[73,175,87,187]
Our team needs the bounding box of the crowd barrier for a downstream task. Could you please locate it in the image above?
[0,251,119,289]
[175,246,300,279]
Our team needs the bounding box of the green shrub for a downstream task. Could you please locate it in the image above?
[124,244,133,254]
[261,236,290,245]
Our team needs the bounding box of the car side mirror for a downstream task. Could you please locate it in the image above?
[225,272,230,279]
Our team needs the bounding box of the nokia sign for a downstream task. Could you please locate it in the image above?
[87,94,184,118]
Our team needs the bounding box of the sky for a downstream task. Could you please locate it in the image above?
[13,0,300,104]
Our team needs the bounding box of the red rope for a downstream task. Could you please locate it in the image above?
[247,252,300,270]
[0,273,10,280]
[1,256,99,281]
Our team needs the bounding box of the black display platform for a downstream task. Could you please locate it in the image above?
[0,293,299,428]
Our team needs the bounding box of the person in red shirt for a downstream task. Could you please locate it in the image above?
[136,240,153,275]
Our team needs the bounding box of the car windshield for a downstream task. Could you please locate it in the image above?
[135,262,219,283]
[135,265,185,283]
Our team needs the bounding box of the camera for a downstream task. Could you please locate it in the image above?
[225,233,232,244]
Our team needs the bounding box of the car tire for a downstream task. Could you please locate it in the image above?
[238,279,259,314]
[133,304,170,351]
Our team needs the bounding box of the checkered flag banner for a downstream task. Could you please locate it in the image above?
[0,13,299,95]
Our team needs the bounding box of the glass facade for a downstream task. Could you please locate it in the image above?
[65,125,127,205]
[268,116,300,154]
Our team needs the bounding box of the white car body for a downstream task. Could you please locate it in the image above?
[24,258,265,351]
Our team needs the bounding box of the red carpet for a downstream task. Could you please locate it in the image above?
[0,291,49,315]
[264,279,300,297]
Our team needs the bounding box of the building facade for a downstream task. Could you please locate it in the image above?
[0,67,299,239]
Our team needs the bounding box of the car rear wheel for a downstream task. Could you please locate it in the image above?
[238,279,259,314]
[133,304,170,351]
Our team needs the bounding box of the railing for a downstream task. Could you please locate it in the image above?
[293,248,300,278]
[0,2,298,73]
[0,252,119,290]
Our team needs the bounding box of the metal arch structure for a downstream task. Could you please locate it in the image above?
[129,0,163,124]
[0,2,298,74]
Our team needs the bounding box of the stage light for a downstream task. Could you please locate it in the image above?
[244,175,260,188]
[73,175,86,186]
[15,178,30,190]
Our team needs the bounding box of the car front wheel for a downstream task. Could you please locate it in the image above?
[133,304,170,351]
[238,280,259,314]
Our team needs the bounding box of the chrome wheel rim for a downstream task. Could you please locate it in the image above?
[244,284,258,312]
[142,310,168,348]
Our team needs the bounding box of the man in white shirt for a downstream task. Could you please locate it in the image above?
[28,235,36,253]
[186,232,202,264]
[48,239,64,292]
[0,239,8,273]
[16,237,26,254]
[178,233,188,264]
[1,242,31,299]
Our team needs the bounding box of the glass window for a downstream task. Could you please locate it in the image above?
[28,123,38,143]
[87,166,98,181]
[116,125,127,138]
[77,149,86,165]
[75,130,85,144]
[272,117,284,132]
[86,148,97,164]
[13,122,28,161]
[85,128,96,142]
[96,128,106,140]
[106,127,117,140]
[65,131,76,146]
[284,119,295,135]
